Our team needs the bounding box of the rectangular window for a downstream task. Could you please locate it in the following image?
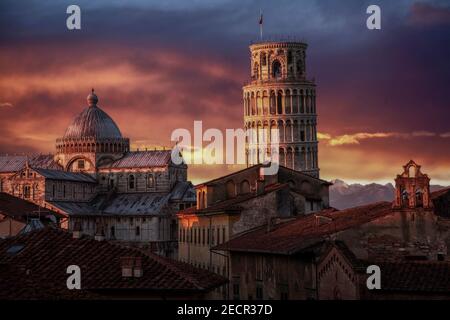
[222,227,226,244]
[202,228,206,246]
[233,283,240,300]
[77,159,85,169]
[256,286,263,300]
[207,229,210,245]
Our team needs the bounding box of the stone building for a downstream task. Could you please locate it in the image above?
[243,41,319,178]
[317,241,450,300]
[177,163,331,298]
[0,90,195,256]
[214,164,450,300]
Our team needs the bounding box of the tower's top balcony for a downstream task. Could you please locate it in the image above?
[249,36,308,50]
[246,37,310,84]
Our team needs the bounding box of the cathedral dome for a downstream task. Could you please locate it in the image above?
[63,90,123,140]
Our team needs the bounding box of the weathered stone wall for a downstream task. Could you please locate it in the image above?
[317,247,359,300]
[230,252,316,300]
[336,209,450,262]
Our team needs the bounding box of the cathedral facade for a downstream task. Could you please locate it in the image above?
[243,41,319,178]
[0,91,195,256]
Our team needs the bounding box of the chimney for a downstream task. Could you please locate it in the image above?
[72,221,82,239]
[315,214,333,226]
[120,256,144,278]
[133,257,143,278]
[120,257,134,277]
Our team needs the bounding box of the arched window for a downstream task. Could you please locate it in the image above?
[272,60,282,79]
[129,175,135,190]
[23,185,31,199]
[251,92,256,115]
[240,180,250,194]
[285,90,291,114]
[300,90,305,113]
[277,91,283,114]
[110,226,115,239]
[256,91,262,115]
[262,91,269,115]
[292,90,298,114]
[261,52,267,66]
[135,226,140,236]
[226,180,235,199]
[415,188,423,207]
[253,62,259,80]
[270,91,276,114]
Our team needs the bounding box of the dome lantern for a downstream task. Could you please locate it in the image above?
[87,88,99,107]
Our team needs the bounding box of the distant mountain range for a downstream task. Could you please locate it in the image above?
[329,179,448,210]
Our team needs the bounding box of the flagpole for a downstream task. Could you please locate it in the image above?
[259,9,263,40]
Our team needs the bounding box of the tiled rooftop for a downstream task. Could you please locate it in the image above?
[214,202,394,254]
[99,150,172,169]
[0,227,227,299]
[0,192,64,220]
[0,154,61,173]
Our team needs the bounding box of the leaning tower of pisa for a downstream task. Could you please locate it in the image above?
[243,40,319,178]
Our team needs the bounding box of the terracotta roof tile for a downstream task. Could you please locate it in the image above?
[0,192,64,220]
[377,261,450,292]
[0,227,227,299]
[214,202,393,254]
[0,154,62,173]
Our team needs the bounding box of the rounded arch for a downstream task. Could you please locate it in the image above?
[225,180,236,199]
[270,90,276,114]
[240,180,250,194]
[285,89,291,114]
[253,62,260,80]
[65,156,94,172]
[272,59,282,79]
[262,90,269,115]
[277,90,283,114]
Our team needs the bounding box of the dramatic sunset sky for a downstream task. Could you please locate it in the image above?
[1,0,449,185]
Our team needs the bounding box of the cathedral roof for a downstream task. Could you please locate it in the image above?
[99,150,173,169]
[33,168,97,183]
[0,154,61,173]
[62,90,123,141]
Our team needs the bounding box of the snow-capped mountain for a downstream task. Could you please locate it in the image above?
[329,179,447,209]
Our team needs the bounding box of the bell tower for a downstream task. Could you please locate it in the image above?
[393,160,431,209]
[243,40,319,178]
